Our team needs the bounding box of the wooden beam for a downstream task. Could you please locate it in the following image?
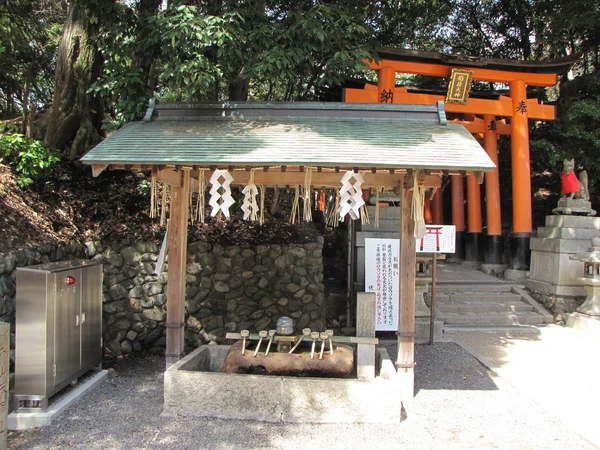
[344,87,555,120]
[154,167,182,187]
[91,164,108,177]
[100,165,479,187]
[398,179,416,406]
[367,59,558,86]
[165,170,190,366]
[449,119,511,135]
[190,170,442,190]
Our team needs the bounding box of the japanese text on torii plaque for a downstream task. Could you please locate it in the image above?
[446,68,474,105]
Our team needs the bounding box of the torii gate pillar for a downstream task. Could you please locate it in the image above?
[451,175,466,260]
[509,80,532,271]
[483,115,503,265]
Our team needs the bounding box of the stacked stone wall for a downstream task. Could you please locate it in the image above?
[0,238,325,356]
[527,290,584,324]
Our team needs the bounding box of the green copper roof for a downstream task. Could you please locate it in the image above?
[81,102,495,172]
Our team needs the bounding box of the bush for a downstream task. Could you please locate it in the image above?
[0,133,60,187]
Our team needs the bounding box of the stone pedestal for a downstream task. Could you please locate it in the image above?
[415,278,432,318]
[526,216,600,297]
[566,312,600,335]
[552,198,596,216]
[566,277,600,336]
[356,293,376,379]
[415,277,444,343]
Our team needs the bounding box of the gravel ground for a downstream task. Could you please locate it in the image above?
[9,342,595,450]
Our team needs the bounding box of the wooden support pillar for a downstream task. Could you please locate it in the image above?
[166,170,190,367]
[378,67,395,103]
[432,189,444,224]
[398,179,416,406]
[483,115,504,265]
[465,173,483,262]
[451,175,466,259]
[509,79,532,270]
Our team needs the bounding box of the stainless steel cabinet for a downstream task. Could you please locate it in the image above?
[15,260,102,411]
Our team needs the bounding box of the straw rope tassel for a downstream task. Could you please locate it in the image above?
[360,203,370,225]
[359,173,369,225]
[326,188,341,228]
[150,175,157,219]
[374,186,385,228]
[196,169,207,224]
[189,177,195,225]
[290,186,301,224]
[303,168,313,222]
[411,171,427,239]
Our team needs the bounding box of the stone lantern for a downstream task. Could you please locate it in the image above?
[567,237,600,333]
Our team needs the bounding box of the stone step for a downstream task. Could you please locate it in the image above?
[443,311,548,326]
[436,283,517,294]
[364,206,400,219]
[356,231,399,246]
[436,293,523,303]
[360,220,400,232]
[443,324,541,332]
[437,302,534,314]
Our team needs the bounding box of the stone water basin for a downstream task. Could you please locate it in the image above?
[220,340,355,377]
[163,344,401,423]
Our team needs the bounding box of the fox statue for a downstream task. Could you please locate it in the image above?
[561,159,589,201]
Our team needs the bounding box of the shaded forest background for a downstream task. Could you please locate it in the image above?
[1,0,600,251]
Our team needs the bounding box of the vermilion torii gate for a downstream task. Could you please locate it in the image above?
[344,48,580,272]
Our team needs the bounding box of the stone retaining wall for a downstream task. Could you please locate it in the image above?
[0,238,325,357]
[527,289,584,324]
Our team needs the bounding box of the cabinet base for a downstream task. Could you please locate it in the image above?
[9,369,108,430]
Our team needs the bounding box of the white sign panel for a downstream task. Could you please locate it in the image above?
[416,225,456,253]
[365,239,399,331]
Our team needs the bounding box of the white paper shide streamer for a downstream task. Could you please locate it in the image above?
[209,170,235,218]
[338,171,365,220]
[412,171,427,239]
[241,170,259,221]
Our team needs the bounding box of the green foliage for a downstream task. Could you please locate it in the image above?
[237,3,375,99]
[0,0,66,118]
[531,75,600,197]
[89,2,155,130]
[88,0,378,127]
[158,6,241,97]
[0,133,60,187]
[0,123,20,134]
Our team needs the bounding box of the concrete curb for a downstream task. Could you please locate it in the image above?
[8,370,108,430]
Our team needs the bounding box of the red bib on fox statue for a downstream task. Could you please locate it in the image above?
[562,171,580,195]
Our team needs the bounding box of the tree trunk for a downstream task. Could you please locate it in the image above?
[133,0,161,99]
[43,0,110,159]
[229,67,250,101]
[22,63,33,135]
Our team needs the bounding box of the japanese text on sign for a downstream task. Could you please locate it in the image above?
[365,239,399,331]
[417,225,456,253]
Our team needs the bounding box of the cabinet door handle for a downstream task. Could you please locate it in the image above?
[75,314,79,326]
[81,312,86,324]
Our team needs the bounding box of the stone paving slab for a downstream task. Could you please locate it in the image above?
[447,325,600,448]
[437,262,508,283]
[9,344,597,450]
